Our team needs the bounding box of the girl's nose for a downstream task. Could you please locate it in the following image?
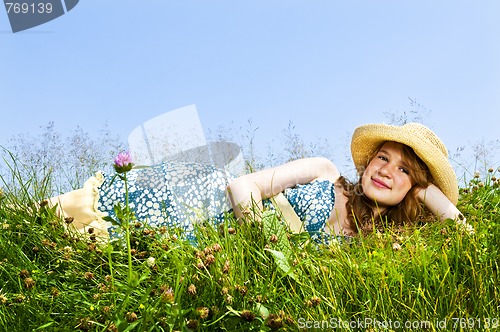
[377,164,392,178]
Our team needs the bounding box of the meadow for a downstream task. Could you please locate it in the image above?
[0,157,499,332]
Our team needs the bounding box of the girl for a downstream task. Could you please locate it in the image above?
[227,122,463,238]
[47,122,465,242]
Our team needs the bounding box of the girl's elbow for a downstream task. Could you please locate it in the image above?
[226,178,241,196]
[314,157,339,181]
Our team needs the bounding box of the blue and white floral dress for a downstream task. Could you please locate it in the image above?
[95,162,338,243]
[279,179,337,243]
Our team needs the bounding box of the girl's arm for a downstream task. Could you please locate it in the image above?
[227,157,340,220]
[417,184,473,233]
[417,184,462,221]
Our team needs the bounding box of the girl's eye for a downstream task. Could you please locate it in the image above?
[399,167,409,175]
[378,155,388,162]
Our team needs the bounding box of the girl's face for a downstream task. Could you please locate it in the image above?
[361,141,413,210]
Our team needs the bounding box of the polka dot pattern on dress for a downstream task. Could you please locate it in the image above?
[283,179,335,234]
[263,179,336,242]
[97,162,234,241]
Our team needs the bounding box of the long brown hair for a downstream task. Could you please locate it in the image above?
[339,142,433,235]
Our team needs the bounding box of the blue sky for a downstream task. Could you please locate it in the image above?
[1,1,499,177]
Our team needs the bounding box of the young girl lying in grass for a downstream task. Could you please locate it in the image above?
[47,122,468,243]
[228,122,466,239]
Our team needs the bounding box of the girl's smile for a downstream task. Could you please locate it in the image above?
[371,177,391,189]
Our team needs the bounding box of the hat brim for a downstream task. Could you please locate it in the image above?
[351,123,458,204]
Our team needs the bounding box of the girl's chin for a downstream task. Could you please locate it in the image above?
[364,191,391,208]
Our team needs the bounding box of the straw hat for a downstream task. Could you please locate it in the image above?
[351,123,458,204]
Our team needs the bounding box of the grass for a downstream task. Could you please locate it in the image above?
[0,165,499,331]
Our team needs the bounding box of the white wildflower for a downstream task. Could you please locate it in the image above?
[457,219,475,235]
[392,243,402,251]
[146,257,156,267]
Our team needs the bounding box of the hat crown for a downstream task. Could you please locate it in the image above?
[403,123,448,158]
